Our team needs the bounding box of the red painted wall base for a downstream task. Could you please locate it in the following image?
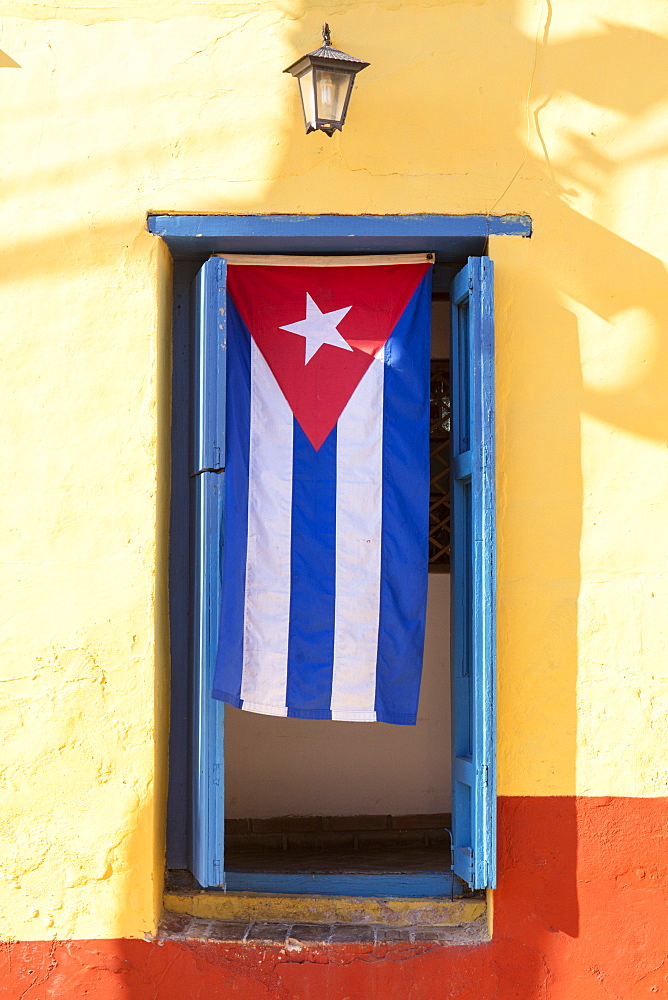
[2,797,667,1000]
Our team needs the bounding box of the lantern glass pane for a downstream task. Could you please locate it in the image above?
[298,67,316,128]
[314,67,351,124]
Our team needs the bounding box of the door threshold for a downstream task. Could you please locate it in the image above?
[164,870,485,928]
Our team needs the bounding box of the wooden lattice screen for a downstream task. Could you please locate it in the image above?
[429,359,451,570]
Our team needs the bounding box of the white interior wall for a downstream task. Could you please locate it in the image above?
[224,295,452,818]
[225,575,451,817]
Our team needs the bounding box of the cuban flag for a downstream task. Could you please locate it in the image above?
[212,255,432,724]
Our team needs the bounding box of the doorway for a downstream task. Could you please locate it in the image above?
[222,291,454,893]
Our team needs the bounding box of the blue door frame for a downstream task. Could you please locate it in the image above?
[148,212,530,260]
[154,213,530,893]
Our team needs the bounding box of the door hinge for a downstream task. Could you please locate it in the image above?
[444,827,454,872]
[461,846,475,881]
[213,763,223,786]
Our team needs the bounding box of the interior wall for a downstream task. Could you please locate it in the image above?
[225,297,451,819]
[225,575,451,818]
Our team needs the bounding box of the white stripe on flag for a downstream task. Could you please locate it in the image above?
[330,356,384,722]
[241,339,293,716]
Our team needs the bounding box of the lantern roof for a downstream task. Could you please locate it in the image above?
[305,42,368,65]
[284,23,370,76]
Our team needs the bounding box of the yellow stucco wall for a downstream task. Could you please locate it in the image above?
[0,0,666,940]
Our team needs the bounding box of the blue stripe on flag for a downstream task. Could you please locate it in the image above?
[212,299,251,706]
[375,273,432,724]
[286,420,337,719]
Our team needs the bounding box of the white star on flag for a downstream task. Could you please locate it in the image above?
[280,293,353,364]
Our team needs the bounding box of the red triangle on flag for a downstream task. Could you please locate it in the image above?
[227,262,430,450]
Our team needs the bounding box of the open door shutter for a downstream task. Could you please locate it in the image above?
[190,256,227,888]
[450,256,496,890]
[192,257,227,476]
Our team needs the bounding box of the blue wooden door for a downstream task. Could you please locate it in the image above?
[450,257,496,890]
[190,256,227,888]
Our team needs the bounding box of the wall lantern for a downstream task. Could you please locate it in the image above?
[284,23,370,137]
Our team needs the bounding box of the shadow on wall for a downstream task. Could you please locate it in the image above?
[0,47,20,67]
[515,13,668,439]
[493,6,668,987]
